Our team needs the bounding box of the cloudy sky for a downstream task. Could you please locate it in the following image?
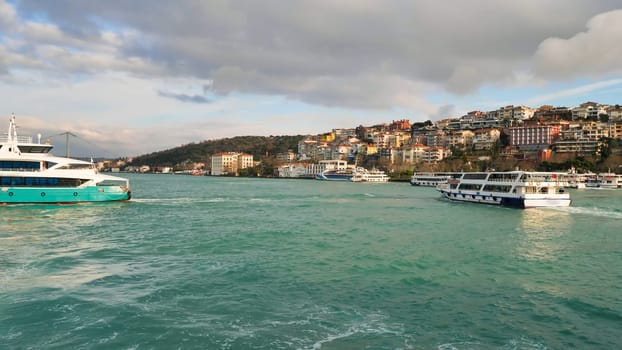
[1,0,622,157]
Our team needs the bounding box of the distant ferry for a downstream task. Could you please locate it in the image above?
[1,115,131,204]
[585,172,621,189]
[315,168,354,181]
[410,172,461,187]
[563,173,589,189]
[437,171,571,208]
[351,168,389,183]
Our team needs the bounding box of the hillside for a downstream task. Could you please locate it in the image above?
[129,135,305,167]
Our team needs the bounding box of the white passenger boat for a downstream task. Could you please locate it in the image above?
[410,172,461,187]
[315,168,355,181]
[437,171,570,208]
[350,168,389,183]
[0,115,131,204]
[563,167,588,189]
[585,173,620,189]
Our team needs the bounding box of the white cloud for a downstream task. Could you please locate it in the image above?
[533,9,622,79]
[526,78,622,106]
[0,0,17,30]
[10,0,622,106]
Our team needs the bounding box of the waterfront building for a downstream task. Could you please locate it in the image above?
[211,152,253,176]
[276,163,307,178]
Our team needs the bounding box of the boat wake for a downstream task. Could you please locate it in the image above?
[307,310,412,349]
[549,205,622,219]
[131,197,226,204]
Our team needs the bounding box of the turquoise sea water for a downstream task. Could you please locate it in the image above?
[1,174,621,349]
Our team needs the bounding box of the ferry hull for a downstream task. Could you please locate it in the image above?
[440,191,571,209]
[0,186,131,204]
[315,174,353,181]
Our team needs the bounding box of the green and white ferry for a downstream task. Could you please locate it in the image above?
[1,115,131,204]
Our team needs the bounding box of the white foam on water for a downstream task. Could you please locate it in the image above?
[132,197,227,204]
[549,205,622,219]
[249,198,272,202]
[309,311,410,349]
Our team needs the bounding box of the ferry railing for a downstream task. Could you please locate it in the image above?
[0,168,39,172]
[0,135,33,143]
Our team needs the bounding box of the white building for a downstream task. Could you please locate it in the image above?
[276,163,307,178]
[473,129,501,150]
[211,152,254,176]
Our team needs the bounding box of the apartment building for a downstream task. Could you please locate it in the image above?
[211,152,254,176]
[506,125,560,150]
[473,129,501,150]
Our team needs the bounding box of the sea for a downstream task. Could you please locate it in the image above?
[1,174,621,350]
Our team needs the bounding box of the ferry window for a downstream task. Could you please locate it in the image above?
[463,173,488,180]
[0,161,40,170]
[0,177,78,187]
[458,183,482,191]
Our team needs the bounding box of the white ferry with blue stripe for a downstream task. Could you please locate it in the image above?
[437,171,570,208]
[1,115,131,204]
[410,172,461,187]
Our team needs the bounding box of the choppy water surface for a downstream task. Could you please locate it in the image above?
[1,174,621,349]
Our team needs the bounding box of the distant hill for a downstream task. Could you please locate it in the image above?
[129,135,306,167]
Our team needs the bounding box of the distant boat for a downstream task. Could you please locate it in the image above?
[437,171,571,208]
[350,168,389,183]
[315,168,354,181]
[410,172,461,187]
[585,172,621,189]
[0,114,131,204]
[561,167,590,189]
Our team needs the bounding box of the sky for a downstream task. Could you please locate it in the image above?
[1,0,622,157]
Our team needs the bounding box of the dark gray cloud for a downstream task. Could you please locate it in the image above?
[430,104,458,121]
[10,0,622,109]
[157,90,211,104]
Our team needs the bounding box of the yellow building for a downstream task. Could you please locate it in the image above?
[363,144,378,155]
[319,132,336,143]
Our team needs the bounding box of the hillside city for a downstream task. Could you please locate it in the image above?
[117,101,622,178]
